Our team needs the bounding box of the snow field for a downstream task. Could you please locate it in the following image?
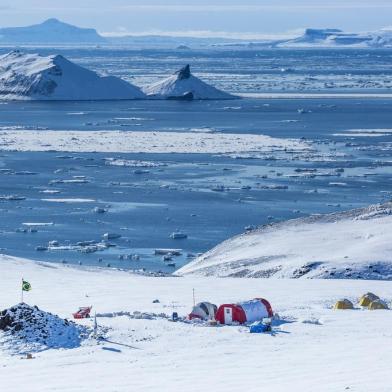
[1,254,392,391]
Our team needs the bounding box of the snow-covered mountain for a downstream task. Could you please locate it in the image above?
[178,202,392,279]
[0,18,105,44]
[143,65,235,100]
[0,51,145,100]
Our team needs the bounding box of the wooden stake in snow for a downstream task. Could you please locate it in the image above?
[93,312,98,339]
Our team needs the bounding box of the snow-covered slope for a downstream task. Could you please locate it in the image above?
[178,202,392,279]
[0,18,105,44]
[143,65,235,100]
[1,254,392,392]
[0,51,145,100]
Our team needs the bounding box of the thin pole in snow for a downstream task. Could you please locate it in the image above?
[93,312,98,339]
[21,277,23,303]
[192,288,195,307]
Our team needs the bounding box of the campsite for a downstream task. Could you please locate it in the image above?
[1,254,392,391]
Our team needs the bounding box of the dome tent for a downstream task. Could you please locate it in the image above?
[188,302,217,320]
[359,292,379,307]
[215,298,273,325]
[334,299,354,310]
[368,299,389,310]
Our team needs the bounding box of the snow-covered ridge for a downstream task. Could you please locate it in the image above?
[0,51,145,100]
[178,202,392,279]
[143,64,235,100]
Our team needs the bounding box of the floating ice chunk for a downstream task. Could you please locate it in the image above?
[170,232,188,240]
[22,222,54,227]
[0,194,25,201]
[102,233,121,240]
[155,249,182,256]
[41,198,95,203]
[40,189,61,194]
[93,207,107,214]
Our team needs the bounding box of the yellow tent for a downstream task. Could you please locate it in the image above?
[368,299,389,310]
[359,292,379,307]
[334,299,354,310]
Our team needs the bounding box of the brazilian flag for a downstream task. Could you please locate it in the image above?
[22,280,32,292]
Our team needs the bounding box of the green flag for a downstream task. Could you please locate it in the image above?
[22,280,31,292]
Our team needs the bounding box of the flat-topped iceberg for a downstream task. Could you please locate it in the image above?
[143,64,235,100]
[277,28,392,48]
[0,51,145,100]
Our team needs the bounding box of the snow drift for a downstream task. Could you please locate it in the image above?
[0,303,88,354]
[143,64,235,100]
[178,202,392,280]
[0,51,145,100]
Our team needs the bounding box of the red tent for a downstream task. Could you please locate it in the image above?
[215,298,273,325]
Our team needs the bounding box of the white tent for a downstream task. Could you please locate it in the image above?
[188,302,217,320]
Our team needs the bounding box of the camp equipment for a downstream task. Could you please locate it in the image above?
[215,298,273,325]
[188,302,217,320]
[368,299,389,310]
[249,321,271,334]
[359,292,379,307]
[73,306,92,319]
[334,299,354,310]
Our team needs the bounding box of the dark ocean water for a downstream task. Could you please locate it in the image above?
[0,48,391,272]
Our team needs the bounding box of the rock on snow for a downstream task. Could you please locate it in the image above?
[178,202,392,279]
[0,51,145,100]
[143,64,235,100]
[0,303,88,354]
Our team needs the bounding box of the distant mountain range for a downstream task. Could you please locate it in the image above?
[0,18,104,44]
[0,19,392,48]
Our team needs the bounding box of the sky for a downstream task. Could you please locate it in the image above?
[0,0,391,38]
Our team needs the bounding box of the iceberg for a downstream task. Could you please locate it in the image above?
[0,51,145,100]
[143,65,235,100]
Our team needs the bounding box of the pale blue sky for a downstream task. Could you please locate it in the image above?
[0,0,391,38]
